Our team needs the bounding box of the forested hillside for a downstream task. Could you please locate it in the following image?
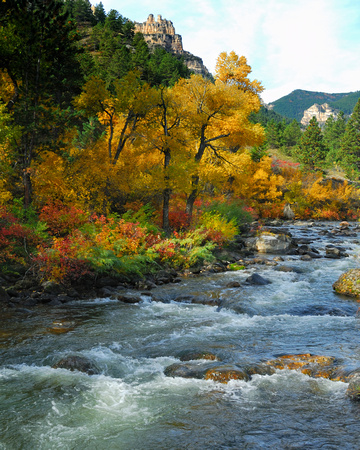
[270,89,360,121]
[1,0,360,288]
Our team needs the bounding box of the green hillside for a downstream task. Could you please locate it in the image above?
[270,89,360,121]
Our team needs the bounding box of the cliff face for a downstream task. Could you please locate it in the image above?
[301,103,338,127]
[134,14,210,77]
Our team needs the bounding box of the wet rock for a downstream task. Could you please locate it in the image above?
[48,320,75,334]
[95,276,121,288]
[264,353,338,379]
[5,288,19,298]
[117,294,142,304]
[41,281,64,295]
[340,221,350,230]
[290,305,350,317]
[325,245,349,259]
[178,350,219,362]
[333,269,360,298]
[273,256,285,262]
[155,269,178,284]
[204,365,250,383]
[245,273,271,285]
[300,254,313,261]
[346,375,360,401]
[173,294,219,306]
[22,297,39,307]
[0,286,10,303]
[97,287,116,298]
[164,363,214,379]
[52,355,101,375]
[244,363,276,377]
[226,281,241,288]
[275,265,296,273]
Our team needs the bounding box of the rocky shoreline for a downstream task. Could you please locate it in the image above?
[3,219,360,402]
[1,219,360,312]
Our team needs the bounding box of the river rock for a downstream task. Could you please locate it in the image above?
[0,286,10,303]
[204,365,250,383]
[173,294,220,306]
[53,355,101,375]
[178,350,219,361]
[290,305,350,317]
[164,363,215,379]
[245,273,271,285]
[41,281,64,295]
[346,374,360,401]
[226,281,241,288]
[255,233,294,254]
[265,353,337,379]
[325,245,349,259]
[333,269,360,298]
[117,294,142,304]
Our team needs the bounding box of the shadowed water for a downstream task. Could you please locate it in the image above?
[1,222,360,449]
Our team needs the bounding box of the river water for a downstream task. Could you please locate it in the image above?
[1,222,360,449]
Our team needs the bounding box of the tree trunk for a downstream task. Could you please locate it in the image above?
[23,170,32,209]
[162,187,171,234]
[185,175,199,218]
[162,149,171,234]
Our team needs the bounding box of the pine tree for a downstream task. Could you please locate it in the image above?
[324,111,346,165]
[283,119,302,147]
[341,99,360,178]
[295,117,327,170]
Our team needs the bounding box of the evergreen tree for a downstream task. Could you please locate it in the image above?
[340,99,360,178]
[295,117,327,170]
[324,112,346,165]
[283,119,302,147]
[0,0,83,206]
[93,2,106,24]
[265,119,286,148]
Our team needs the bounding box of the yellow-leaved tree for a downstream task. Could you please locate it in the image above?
[173,51,265,217]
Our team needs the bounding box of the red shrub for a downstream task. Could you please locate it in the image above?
[39,202,89,236]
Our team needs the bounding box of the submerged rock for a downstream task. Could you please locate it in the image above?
[52,355,101,375]
[245,273,271,285]
[333,269,360,298]
[164,363,215,379]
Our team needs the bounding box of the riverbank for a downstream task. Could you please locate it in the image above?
[1,219,358,312]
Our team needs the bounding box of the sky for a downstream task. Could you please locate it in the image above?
[99,0,360,104]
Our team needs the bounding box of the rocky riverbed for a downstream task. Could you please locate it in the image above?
[2,220,360,448]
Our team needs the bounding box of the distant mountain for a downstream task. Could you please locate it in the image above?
[269,89,360,121]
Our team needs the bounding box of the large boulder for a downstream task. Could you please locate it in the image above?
[283,203,295,220]
[333,269,360,298]
[245,232,294,254]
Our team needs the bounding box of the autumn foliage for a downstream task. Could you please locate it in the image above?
[2,12,360,288]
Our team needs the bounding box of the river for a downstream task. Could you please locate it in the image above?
[1,222,360,449]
